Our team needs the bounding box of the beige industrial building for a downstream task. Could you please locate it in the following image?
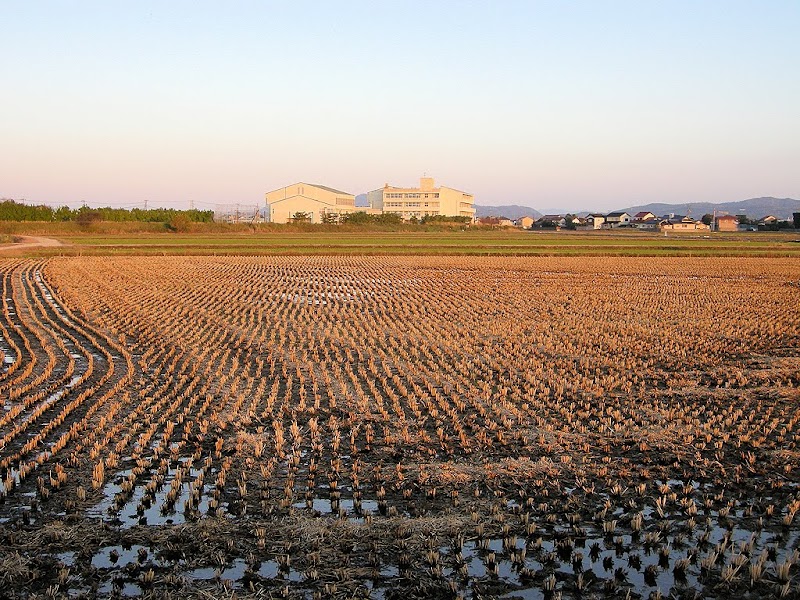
[265,183,361,224]
[367,177,475,221]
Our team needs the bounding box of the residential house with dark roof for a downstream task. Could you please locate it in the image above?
[633,217,661,230]
[585,214,605,229]
[538,215,567,227]
[604,212,631,227]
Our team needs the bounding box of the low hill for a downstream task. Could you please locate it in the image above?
[616,197,800,220]
[475,204,542,220]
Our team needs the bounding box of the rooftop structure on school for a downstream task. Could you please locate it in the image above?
[367,177,475,221]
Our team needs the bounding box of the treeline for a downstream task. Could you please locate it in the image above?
[0,199,214,223]
[292,211,472,225]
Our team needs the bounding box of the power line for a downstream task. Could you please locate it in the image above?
[6,196,246,212]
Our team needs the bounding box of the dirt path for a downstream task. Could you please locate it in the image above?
[0,235,65,253]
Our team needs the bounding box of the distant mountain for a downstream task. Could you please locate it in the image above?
[615,197,800,220]
[354,194,369,207]
[475,204,542,220]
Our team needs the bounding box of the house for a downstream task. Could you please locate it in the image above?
[266,183,360,224]
[632,211,656,222]
[367,177,475,221]
[634,217,661,231]
[585,214,605,229]
[516,216,535,229]
[715,215,739,232]
[477,216,514,227]
[661,216,710,232]
[536,215,566,228]
[757,215,791,230]
[604,212,631,227]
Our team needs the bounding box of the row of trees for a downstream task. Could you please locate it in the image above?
[699,213,800,230]
[291,211,472,225]
[0,199,214,224]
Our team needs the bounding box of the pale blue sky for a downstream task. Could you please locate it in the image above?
[1,1,798,212]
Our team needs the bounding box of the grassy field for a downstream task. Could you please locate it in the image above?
[2,224,800,256]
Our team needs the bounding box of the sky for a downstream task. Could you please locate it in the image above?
[1,1,799,213]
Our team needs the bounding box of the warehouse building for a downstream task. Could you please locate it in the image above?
[265,183,360,224]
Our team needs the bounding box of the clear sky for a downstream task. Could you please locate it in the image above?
[2,1,798,212]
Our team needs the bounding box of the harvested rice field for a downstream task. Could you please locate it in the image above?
[1,255,799,599]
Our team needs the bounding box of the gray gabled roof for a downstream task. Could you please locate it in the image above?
[304,183,353,196]
[266,182,354,196]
